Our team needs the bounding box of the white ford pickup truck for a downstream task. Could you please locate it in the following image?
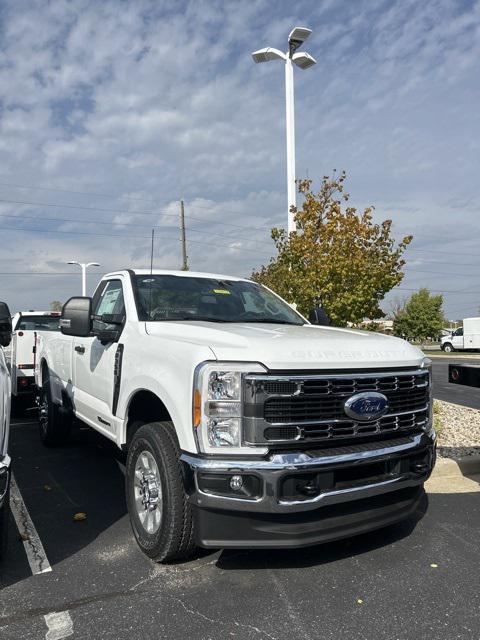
[35,269,436,561]
[0,301,12,558]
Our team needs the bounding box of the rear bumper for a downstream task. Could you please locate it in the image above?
[181,431,436,548]
[0,454,11,509]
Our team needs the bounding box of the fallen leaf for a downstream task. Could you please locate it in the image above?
[73,512,87,522]
[44,484,52,491]
[357,599,363,604]
[430,563,438,568]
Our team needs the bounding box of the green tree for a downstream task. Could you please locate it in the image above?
[251,172,412,325]
[392,288,444,341]
[50,300,63,312]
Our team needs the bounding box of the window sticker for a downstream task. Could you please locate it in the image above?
[213,289,231,295]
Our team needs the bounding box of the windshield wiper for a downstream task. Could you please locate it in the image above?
[156,316,229,323]
[237,319,304,325]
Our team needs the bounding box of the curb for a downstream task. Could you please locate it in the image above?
[432,455,480,479]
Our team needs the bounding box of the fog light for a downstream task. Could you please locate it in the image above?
[229,475,243,491]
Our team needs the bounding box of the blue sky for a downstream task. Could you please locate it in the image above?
[0,0,479,318]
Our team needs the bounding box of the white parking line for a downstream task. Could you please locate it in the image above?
[44,611,74,640]
[9,474,74,638]
[9,474,51,574]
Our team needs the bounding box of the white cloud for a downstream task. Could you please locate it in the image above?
[0,0,478,317]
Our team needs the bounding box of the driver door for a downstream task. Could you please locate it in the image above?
[452,328,464,349]
[72,279,125,435]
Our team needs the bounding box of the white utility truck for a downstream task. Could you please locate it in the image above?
[441,317,480,352]
[0,302,12,558]
[8,311,60,398]
[35,270,436,562]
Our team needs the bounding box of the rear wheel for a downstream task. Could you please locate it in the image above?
[443,343,454,353]
[126,421,196,562]
[38,379,72,446]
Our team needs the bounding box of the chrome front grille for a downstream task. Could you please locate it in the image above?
[243,369,430,445]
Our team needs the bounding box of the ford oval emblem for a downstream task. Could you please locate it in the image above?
[344,392,389,422]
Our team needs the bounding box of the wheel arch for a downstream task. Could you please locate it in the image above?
[124,389,177,448]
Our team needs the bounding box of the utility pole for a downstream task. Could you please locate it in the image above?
[180,200,188,271]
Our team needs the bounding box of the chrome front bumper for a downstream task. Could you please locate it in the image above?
[182,432,435,549]
[181,431,436,515]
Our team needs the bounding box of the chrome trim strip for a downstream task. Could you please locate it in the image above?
[246,368,428,382]
[264,405,429,427]
[278,474,413,506]
[181,434,425,471]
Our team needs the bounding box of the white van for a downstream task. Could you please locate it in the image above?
[9,311,60,397]
[441,317,480,352]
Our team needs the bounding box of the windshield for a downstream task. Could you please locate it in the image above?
[15,315,60,332]
[133,275,305,325]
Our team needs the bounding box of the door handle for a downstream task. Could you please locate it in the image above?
[75,345,85,354]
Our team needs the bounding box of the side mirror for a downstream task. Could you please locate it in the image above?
[309,307,330,326]
[93,313,124,345]
[0,301,12,347]
[60,297,92,337]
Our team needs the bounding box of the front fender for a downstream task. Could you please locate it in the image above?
[118,375,195,453]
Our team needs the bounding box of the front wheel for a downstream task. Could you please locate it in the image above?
[126,422,196,562]
[442,343,454,353]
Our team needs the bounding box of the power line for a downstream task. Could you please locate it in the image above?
[0,226,270,254]
[0,178,276,225]
[0,196,273,232]
[0,179,173,205]
[394,287,480,294]
[0,212,274,247]
[406,247,480,258]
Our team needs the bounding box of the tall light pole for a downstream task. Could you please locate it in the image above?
[68,261,100,296]
[252,27,316,234]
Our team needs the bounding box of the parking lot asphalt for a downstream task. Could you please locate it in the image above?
[1,412,479,640]
[431,357,480,409]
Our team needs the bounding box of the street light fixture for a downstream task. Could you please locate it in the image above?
[68,261,100,296]
[252,26,316,234]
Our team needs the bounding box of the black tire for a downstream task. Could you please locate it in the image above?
[38,380,72,446]
[443,343,454,353]
[0,482,10,562]
[126,421,196,562]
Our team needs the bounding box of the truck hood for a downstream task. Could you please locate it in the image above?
[145,322,424,370]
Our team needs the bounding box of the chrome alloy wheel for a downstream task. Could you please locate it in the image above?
[39,393,48,436]
[134,450,163,534]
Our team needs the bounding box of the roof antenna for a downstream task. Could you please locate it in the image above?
[150,228,155,274]
[147,228,155,320]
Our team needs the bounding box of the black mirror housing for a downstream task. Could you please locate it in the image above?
[60,297,93,337]
[309,307,330,326]
[0,301,12,347]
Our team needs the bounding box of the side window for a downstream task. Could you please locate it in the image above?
[92,280,125,331]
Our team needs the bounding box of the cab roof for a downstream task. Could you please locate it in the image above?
[105,269,250,282]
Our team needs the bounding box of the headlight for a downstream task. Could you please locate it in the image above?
[193,362,268,455]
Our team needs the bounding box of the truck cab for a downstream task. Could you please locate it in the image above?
[441,327,464,352]
[8,311,60,397]
[35,270,436,562]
